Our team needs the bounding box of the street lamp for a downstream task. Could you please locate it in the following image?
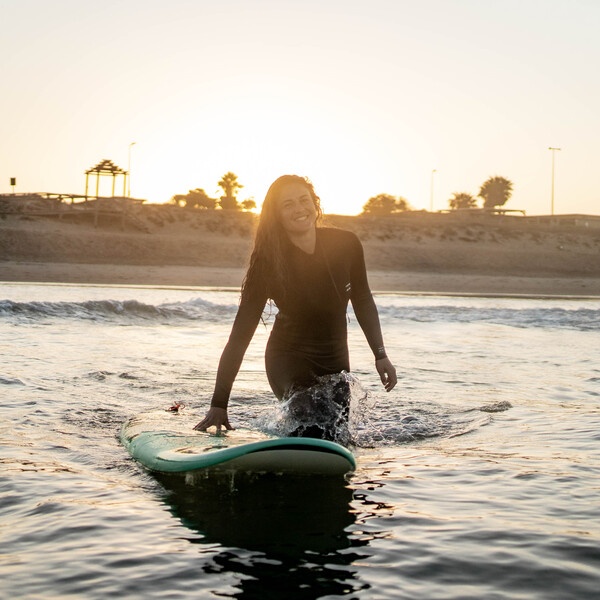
[128,142,136,197]
[430,169,437,212]
[548,147,561,216]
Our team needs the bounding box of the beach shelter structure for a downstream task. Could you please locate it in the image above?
[84,159,128,199]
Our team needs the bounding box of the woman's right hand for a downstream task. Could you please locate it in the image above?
[376,357,397,392]
[193,407,235,432]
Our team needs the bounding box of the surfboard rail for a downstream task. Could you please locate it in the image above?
[120,416,356,476]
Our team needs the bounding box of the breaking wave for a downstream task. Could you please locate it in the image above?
[0,297,239,323]
[376,303,600,332]
[1,293,599,332]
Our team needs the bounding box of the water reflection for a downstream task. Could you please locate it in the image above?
[155,471,370,598]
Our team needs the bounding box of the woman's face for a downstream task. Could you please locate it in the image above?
[277,183,317,235]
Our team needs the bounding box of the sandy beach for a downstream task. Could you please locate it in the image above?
[1,208,599,297]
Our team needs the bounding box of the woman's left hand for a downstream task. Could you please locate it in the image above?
[376,357,397,392]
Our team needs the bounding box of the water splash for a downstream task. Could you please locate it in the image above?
[259,372,494,448]
[261,372,367,446]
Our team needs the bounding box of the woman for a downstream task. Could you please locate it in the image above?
[194,175,396,435]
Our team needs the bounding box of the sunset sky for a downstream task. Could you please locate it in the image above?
[1,0,599,216]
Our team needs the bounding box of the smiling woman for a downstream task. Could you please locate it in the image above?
[278,182,319,240]
[194,174,397,439]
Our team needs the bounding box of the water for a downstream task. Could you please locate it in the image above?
[1,283,600,599]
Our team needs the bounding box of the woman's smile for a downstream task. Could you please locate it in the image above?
[278,183,317,234]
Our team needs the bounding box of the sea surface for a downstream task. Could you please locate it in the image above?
[1,282,600,599]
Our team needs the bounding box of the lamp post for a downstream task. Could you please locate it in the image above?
[128,142,136,197]
[430,169,437,212]
[548,147,561,216]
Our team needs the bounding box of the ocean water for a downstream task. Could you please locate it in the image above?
[1,282,600,599]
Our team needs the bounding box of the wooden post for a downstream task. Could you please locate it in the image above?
[94,172,100,227]
[121,172,127,230]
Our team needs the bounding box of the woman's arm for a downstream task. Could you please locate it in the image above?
[348,234,397,392]
[193,284,267,431]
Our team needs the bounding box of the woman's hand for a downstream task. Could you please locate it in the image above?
[193,407,235,432]
[376,357,397,392]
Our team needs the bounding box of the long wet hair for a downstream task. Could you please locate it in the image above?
[242,175,322,300]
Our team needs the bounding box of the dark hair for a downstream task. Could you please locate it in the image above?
[242,175,322,299]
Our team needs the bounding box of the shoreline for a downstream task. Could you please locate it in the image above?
[2,213,599,299]
[2,261,600,298]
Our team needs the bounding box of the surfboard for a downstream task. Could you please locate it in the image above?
[120,411,356,476]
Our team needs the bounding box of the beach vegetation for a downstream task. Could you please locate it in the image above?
[240,198,257,211]
[171,188,217,209]
[449,192,477,210]
[218,172,243,210]
[170,195,186,206]
[362,194,410,215]
[478,176,514,210]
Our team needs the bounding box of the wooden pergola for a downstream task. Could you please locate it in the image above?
[84,159,128,199]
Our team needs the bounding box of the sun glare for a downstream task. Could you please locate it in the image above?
[129,91,403,216]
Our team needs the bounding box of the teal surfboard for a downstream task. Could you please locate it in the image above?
[120,411,356,476]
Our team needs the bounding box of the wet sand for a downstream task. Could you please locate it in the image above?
[2,261,599,298]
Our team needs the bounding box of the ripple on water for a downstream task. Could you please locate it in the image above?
[2,287,600,599]
[0,374,25,385]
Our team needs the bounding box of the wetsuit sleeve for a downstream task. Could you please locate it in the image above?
[348,234,387,361]
[210,282,267,408]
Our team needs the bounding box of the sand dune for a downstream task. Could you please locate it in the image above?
[1,208,599,296]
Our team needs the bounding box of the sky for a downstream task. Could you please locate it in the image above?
[1,0,599,216]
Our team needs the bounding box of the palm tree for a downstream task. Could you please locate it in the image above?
[449,192,477,210]
[217,172,243,210]
[478,176,513,210]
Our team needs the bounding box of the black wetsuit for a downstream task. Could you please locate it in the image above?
[210,228,387,410]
